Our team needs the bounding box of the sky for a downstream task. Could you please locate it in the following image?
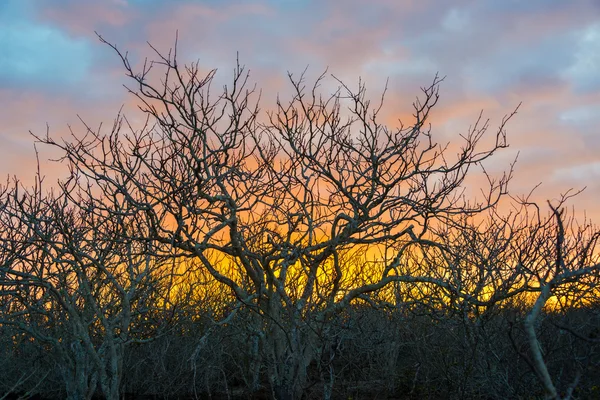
[0,0,599,221]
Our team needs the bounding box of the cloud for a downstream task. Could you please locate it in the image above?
[559,104,600,127]
[1,0,599,219]
[0,0,94,90]
[553,162,600,185]
[563,22,600,93]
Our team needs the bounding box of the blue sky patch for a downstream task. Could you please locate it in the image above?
[0,0,93,90]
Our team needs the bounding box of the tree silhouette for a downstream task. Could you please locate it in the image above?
[0,34,599,400]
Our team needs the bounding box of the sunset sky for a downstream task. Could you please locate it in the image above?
[1,0,599,220]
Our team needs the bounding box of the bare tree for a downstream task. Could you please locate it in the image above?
[0,170,179,399]
[28,33,526,399]
[2,29,598,399]
[419,191,600,399]
[518,195,600,400]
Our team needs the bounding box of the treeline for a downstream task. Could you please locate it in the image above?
[1,301,599,399]
[1,34,600,399]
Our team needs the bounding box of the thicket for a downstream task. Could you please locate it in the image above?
[1,35,599,400]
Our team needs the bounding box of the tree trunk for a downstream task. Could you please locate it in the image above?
[267,341,311,400]
[58,342,97,400]
[272,383,295,400]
